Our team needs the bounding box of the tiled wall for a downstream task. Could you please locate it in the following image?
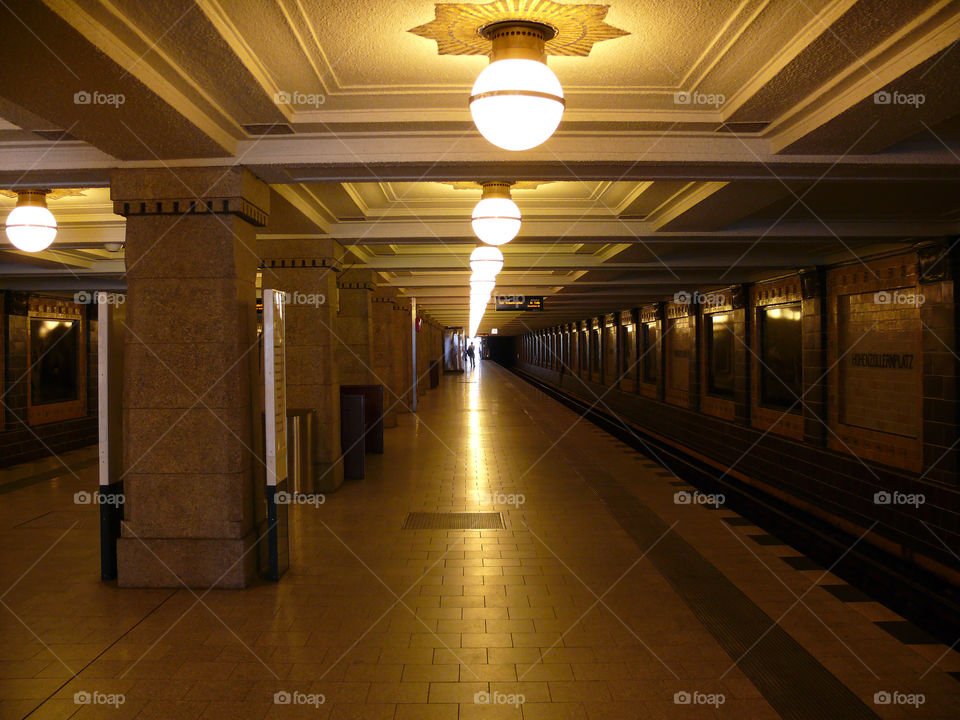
[664,310,693,407]
[827,257,925,472]
[513,242,959,584]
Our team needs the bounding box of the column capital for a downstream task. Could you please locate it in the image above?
[257,237,343,267]
[337,268,376,290]
[914,238,954,283]
[260,256,342,272]
[111,166,269,227]
[799,266,825,299]
[373,287,398,303]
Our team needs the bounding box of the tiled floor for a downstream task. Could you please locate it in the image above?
[1,361,958,719]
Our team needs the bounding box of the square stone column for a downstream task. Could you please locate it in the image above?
[336,269,376,386]
[416,314,440,394]
[111,167,268,588]
[416,311,427,396]
[392,299,414,412]
[422,317,442,387]
[800,267,828,446]
[372,288,399,427]
[257,238,344,493]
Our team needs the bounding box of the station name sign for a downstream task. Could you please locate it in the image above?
[495,295,544,311]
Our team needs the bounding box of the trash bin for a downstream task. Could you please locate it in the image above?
[340,393,365,479]
[286,408,316,494]
[340,384,384,454]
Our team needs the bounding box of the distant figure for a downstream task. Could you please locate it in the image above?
[466,342,476,369]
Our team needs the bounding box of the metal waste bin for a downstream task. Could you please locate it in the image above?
[340,393,365,479]
[286,408,316,493]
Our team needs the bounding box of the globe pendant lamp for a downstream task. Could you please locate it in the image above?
[472,182,521,246]
[469,274,496,298]
[5,190,57,252]
[470,20,565,151]
[469,244,504,280]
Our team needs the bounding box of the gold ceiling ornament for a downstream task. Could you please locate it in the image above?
[0,188,87,201]
[445,180,548,191]
[409,0,629,57]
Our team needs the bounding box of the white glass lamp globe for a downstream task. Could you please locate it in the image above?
[470,58,564,151]
[470,245,504,279]
[5,192,57,252]
[472,196,521,246]
[470,276,496,297]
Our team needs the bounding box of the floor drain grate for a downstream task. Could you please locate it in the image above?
[403,512,504,530]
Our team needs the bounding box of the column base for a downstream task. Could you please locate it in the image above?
[314,457,344,493]
[116,530,258,588]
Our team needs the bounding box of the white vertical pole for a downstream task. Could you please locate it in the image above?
[97,295,110,490]
[411,297,418,412]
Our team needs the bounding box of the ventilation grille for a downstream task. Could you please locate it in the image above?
[242,123,295,136]
[33,130,76,142]
[403,512,504,530]
[715,121,770,134]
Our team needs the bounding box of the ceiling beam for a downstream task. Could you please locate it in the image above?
[332,219,955,240]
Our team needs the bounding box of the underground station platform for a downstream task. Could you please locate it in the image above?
[0,1,959,718]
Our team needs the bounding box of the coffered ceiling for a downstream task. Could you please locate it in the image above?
[0,0,958,334]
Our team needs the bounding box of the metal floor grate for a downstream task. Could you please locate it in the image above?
[403,512,504,530]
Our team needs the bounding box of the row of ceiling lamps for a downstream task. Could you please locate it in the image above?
[466,21,563,336]
[3,23,564,275]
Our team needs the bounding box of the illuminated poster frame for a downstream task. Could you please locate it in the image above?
[262,289,289,580]
[27,297,86,425]
[264,290,288,487]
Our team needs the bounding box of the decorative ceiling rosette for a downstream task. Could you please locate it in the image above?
[409,0,629,57]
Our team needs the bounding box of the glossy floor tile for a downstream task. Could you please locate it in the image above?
[1,362,958,719]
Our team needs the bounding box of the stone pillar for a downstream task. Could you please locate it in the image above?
[392,299,413,412]
[732,284,751,426]
[372,288,399,427]
[111,167,268,588]
[689,304,702,412]
[257,238,344,493]
[336,269,376,386]
[800,267,828,446]
[431,319,443,379]
[416,311,429,396]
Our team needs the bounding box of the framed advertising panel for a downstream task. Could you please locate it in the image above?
[27,298,86,426]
